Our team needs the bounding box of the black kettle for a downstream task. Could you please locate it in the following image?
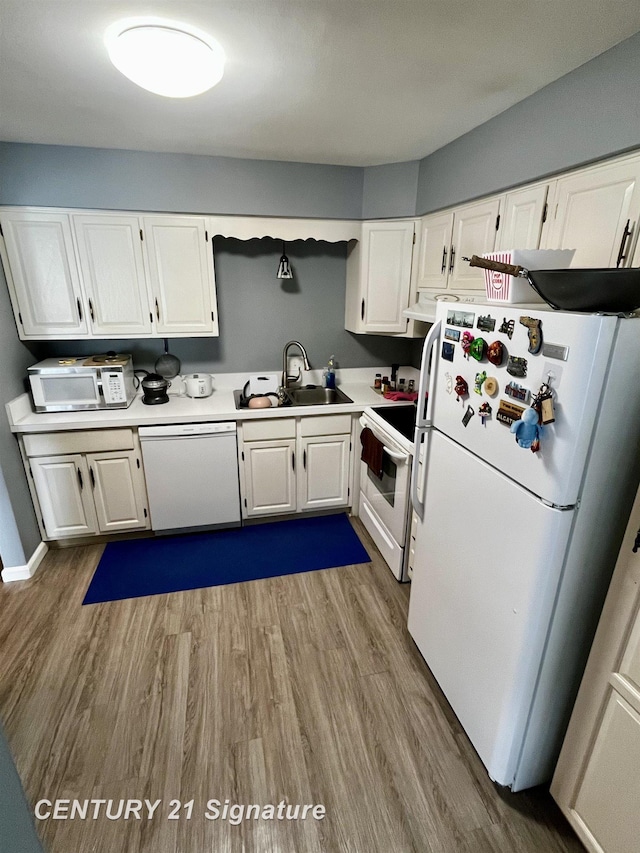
[141,373,170,405]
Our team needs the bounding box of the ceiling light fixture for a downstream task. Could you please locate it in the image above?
[105,19,225,98]
[277,242,293,279]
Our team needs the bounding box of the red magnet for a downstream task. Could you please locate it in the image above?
[454,375,468,401]
[487,340,505,366]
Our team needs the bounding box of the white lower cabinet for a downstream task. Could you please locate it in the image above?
[551,484,640,852]
[30,454,98,538]
[239,414,353,519]
[22,429,150,540]
[243,438,297,517]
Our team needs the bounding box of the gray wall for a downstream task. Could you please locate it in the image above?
[0,143,363,219]
[36,238,414,374]
[362,161,420,219]
[0,262,41,567]
[0,725,43,853]
[416,30,640,214]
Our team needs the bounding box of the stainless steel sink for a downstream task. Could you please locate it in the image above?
[284,385,353,406]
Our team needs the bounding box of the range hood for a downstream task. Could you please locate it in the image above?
[403,292,489,323]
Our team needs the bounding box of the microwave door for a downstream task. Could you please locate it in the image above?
[31,372,102,410]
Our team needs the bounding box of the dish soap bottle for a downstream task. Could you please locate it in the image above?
[324,355,336,389]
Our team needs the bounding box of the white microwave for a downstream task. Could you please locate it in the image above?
[28,354,136,412]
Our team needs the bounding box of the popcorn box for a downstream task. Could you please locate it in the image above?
[483,249,575,303]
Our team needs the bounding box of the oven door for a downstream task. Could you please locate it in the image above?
[360,422,411,544]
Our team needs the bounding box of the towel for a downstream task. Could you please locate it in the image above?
[382,390,418,401]
[360,427,384,479]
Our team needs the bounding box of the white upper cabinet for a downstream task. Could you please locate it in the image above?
[345,219,417,335]
[73,214,152,337]
[0,211,88,337]
[448,197,502,290]
[0,207,220,340]
[417,197,502,293]
[415,211,454,290]
[496,183,551,251]
[542,156,640,267]
[143,216,218,336]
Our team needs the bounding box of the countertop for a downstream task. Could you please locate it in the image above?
[6,367,419,434]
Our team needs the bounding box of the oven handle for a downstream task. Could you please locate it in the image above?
[358,417,410,463]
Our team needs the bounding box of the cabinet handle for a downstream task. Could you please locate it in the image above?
[361,298,365,321]
[88,298,95,322]
[76,298,83,321]
[89,466,95,489]
[292,451,295,472]
[155,298,160,321]
[77,468,83,490]
[441,246,448,274]
[616,219,632,268]
[449,246,455,273]
[303,450,307,470]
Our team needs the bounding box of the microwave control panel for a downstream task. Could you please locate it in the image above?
[102,370,127,405]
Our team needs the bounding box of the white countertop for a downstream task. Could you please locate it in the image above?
[6,367,419,434]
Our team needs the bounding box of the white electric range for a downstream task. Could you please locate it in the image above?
[358,404,416,581]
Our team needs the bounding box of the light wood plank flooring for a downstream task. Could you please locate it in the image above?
[0,518,582,853]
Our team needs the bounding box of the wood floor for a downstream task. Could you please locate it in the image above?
[0,518,583,853]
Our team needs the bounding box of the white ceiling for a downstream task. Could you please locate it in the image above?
[1,1,640,167]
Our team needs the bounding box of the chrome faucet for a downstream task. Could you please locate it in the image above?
[282,340,311,390]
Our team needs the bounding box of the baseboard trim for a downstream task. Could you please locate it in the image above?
[1,541,48,583]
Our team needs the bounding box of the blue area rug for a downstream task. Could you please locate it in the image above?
[83,513,370,604]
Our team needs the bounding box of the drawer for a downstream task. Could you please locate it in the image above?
[23,428,135,457]
[242,418,296,442]
[299,413,353,437]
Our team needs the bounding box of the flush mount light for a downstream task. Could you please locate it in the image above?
[105,19,225,98]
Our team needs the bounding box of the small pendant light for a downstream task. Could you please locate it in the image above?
[277,241,293,279]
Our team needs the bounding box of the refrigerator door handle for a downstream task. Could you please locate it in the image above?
[416,319,442,429]
[411,425,428,519]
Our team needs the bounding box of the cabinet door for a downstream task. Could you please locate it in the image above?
[243,439,297,517]
[0,211,88,337]
[415,211,454,290]
[543,158,640,267]
[30,454,97,538]
[359,220,415,333]
[448,197,502,290]
[87,450,149,532]
[298,434,350,511]
[143,216,218,336]
[496,184,550,251]
[73,215,152,337]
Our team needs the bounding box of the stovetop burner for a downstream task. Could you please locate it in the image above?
[371,404,417,442]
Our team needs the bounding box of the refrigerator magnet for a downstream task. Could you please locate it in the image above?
[477,315,496,332]
[499,318,515,339]
[474,371,487,394]
[519,316,543,354]
[478,402,492,425]
[483,376,498,396]
[487,340,505,366]
[462,405,475,427]
[469,337,486,361]
[507,356,528,377]
[454,375,469,400]
[461,331,474,358]
[442,341,455,361]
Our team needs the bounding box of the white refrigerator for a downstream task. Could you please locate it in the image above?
[408,299,640,791]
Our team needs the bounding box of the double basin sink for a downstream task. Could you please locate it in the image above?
[234,384,352,409]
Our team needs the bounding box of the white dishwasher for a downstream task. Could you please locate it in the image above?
[139,423,241,532]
